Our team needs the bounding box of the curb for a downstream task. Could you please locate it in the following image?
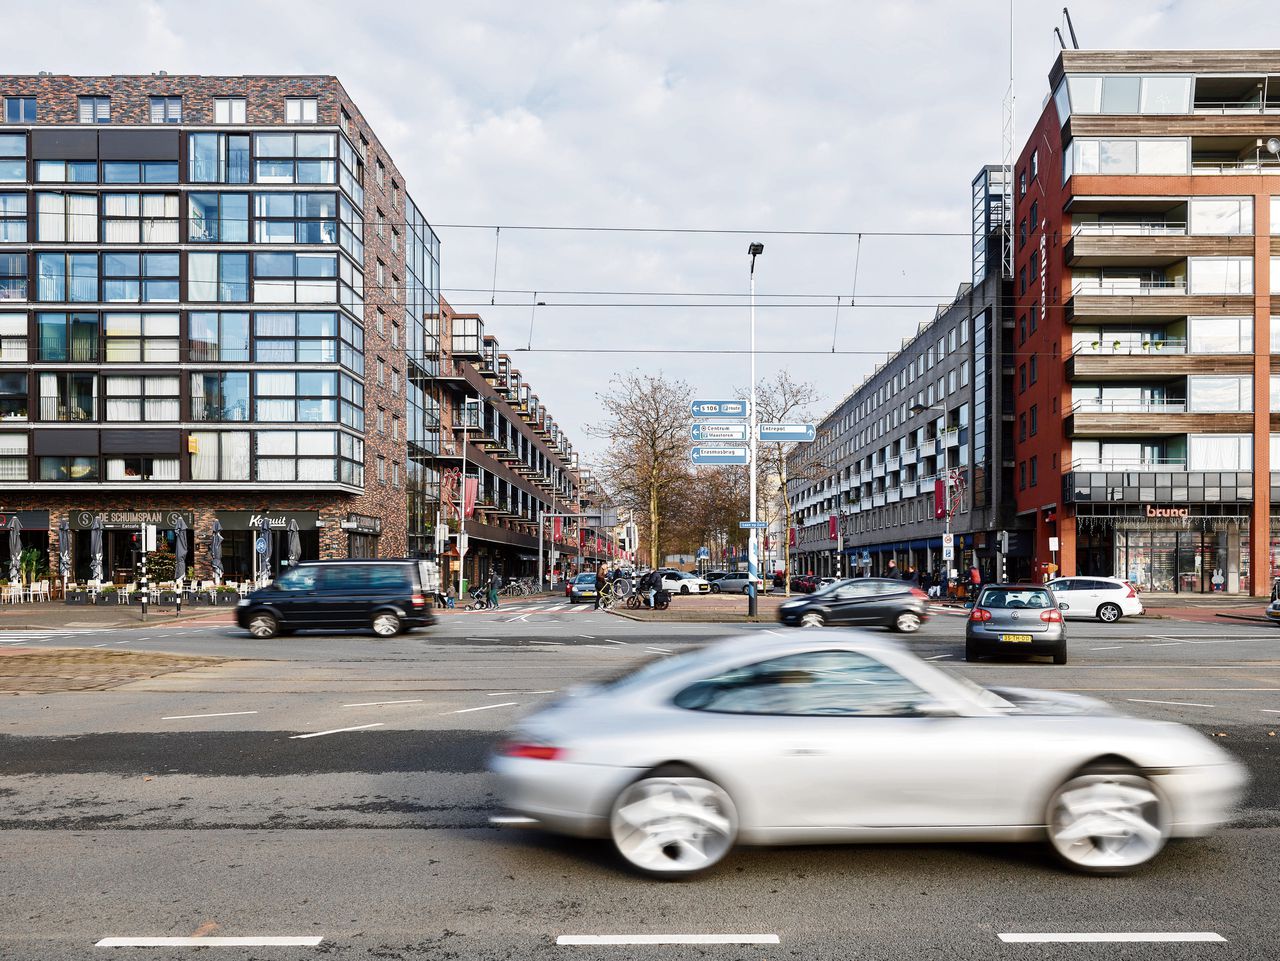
[1214,612,1272,624]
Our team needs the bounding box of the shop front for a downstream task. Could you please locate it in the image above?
[215,511,320,580]
[69,509,194,584]
[0,510,50,575]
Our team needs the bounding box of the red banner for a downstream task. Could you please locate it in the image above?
[788,527,796,547]
[464,477,478,518]
[934,478,946,519]
[553,517,562,540]
[828,515,838,540]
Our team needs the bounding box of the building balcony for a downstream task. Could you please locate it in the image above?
[1071,278,1186,297]
[1069,398,1188,415]
[1066,410,1253,437]
[1066,291,1253,323]
[885,454,900,472]
[872,461,886,478]
[1068,349,1253,380]
[1064,468,1253,506]
[1069,457,1188,472]
[900,447,916,466]
[901,479,918,497]
[1065,233,1248,269]
[871,492,886,508]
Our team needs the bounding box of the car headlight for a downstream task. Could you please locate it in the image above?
[236,598,249,607]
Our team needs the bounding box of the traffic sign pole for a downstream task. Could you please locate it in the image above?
[747,247,759,617]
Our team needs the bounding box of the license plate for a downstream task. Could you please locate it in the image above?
[1000,634,1033,643]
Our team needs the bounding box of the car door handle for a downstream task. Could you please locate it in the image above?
[783,747,827,756]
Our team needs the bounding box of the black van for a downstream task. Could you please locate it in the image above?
[235,559,437,638]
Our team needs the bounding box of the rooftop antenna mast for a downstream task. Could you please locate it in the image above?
[1062,7,1081,49]
[1000,0,1015,280]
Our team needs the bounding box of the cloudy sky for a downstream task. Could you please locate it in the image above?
[10,0,1271,458]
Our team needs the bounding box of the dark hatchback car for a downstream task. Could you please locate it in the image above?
[776,577,930,633]
[965,584,1066,664]
[236,559,437,639]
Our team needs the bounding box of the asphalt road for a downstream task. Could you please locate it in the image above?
[2,601,1278,960]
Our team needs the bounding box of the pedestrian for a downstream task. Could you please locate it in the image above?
[488,569,501,609]
[593,566,605,610]
[906,565,919,586]
[885,559,900,579]
[969,564,981,593]
[445,584,456,609]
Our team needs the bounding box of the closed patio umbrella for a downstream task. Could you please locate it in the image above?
[256,514,273,586]
[89,515,103,584]
[173,515,188,586]
[209,519,224,585]
[287,518,301,569]
[7,515,20,583]
[57,518,71,581]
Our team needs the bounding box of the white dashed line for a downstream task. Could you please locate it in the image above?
[289,723,384,739]
[444,702,518,715]
[96,937,325,947]
[1090,646,1123,651]
[604,639,627,645]
[342,699,423,707]
[1127,698,1215,708]
[998,933,1225,944]
[557,935,780,946]
[924,653,952,660]
[161,711,259,720]
[1261,709,1280,714]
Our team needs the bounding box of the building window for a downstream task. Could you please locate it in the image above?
[1030,404,1038,436]
[188,132,251,184]
[339,109,350,134]
[104,374,180,421]
[1188,257,1253,295]
[104,312,179,362]
[189,311,250,362]
[36,252,97,302]
[1019,461,1026,489]
[1188,375,1253,413]
[1189,198,1252,235]
[339,373,363,431]
[1030,250,1040,282]
[376,407,385,434]
[39,456,98,481]
[253,191,336,244]
[392,461,400,488]
[1189,315,1252,354]
[253,311,337,362]
[0,194,25,242]
[1029,356,1038,384]
[103,194,180,244]
[102,253,180,304]
[149,96,182,124]
[102,161,179,184]
[0,313,25,361]
[1018,169,1026,197]
[188,252,249,302]
[189,430,251,481]
[38,371,96,422]
[1030,149,1039,179]
[190,371,249,422]
[36,160,97,183]
[376,357,384,385]
[1018,413,1026,441]
[0,253,26,301]
[375,160,385,187]
[1188,434,1251,471]
[1019,266,1026,295]
[189,192,250,243]
[285,97,319,124]
[36,192,97,242]
[214,97,246,124]
[0,371,27,420]
[1018,218,1027,248]
[377,455,386,484]
[1018,315,1026,343]
[0,433,26,480]
[1018,363,1026,392]
[0,134,24,182]
[254,132,336,184]
[257,430,336,482]
[1029,457,1038,486]
[1030,200,1038,230]
[390,367,400,395]
[5,97,35,123]
[254,370,337,422]
[253,252,337,304]
[37,312,98,362]
[78,96,110,124]
[391,322,399,349]
[392,416,399,442]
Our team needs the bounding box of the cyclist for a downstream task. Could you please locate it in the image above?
[593,566,604,610]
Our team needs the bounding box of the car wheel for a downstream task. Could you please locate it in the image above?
[1097,602,1122,623]
[710,584,720,593]
[800,612,824,628]
[610,765,738,878]
[1046,764,1168,874]
[247,612,278,639]
[680,585,690,595]
[893,611,922,633]
[1053,645,1068,665]
[372,612,402,637]
[964,641,979,662]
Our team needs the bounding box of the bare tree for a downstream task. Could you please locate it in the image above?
[588,371,693,569]
[738,371,822,592]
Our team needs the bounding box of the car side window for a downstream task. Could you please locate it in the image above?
[674,651,927,717]
[325,565,371,592]
[276,567,318,592]
[367,565,409,591]
[833,582,874,600]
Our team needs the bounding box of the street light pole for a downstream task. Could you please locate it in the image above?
[747,242,763,617]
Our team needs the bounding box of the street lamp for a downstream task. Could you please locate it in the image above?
[747,242,764,616]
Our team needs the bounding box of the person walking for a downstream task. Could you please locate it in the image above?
[906,565,919,586]
[885,559,901,579]
[593,566,605,610]
[487,569,501,609]
[969,564,982,593]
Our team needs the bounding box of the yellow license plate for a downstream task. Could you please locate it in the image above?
[1000,634,1034,643]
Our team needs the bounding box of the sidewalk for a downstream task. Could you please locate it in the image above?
[0,646,228,694]
[0,600,235,631]
[611,592,788,623]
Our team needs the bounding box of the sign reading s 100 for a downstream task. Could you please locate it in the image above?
[691,399,748,419]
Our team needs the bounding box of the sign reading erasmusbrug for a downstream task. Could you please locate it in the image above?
[71,509,194,530]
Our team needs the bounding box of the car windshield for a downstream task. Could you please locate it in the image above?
[574,574,594,583]
[595,647,710,693]
[980,587,1053,609]
[812,578,850,596]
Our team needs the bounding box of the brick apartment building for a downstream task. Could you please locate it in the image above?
[0,73,597,586]
[1013,50,1280,594]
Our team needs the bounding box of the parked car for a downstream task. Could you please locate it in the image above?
[815,576,841,591]
[790,575,817,593]
[1267,597,1280,626]
[568,572,599,604]
[705,571,731,591]
[715,571,763,594]
[777,578,929,632]
[1046,577,1144,622]
[236,559,436,639]
[966,584,1066,664]
[658,570,711,595]
[490,633,1246,877]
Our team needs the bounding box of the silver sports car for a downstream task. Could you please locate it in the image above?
[490,634,1246,877]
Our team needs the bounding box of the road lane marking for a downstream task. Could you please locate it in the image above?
[578,635,595,639]
[161,711,259,720]
[1262,709,1280,714]
[556,935,780,945]
[644,649,672,656]
[647,645,673,653]
[342,699,423,707]
[924,654,952,660]
[96,936,325,947]
[1127,698,1215,708]
[605,639,627,645]
[1148,642,1184,647]
[289,723,384,739]
[998,933,1224,944]
[762,629,785,636]
[1090,646,1123,650]
[444,702,518,714]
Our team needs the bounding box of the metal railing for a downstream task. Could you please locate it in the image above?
[1069,398,1187,414]
[1192,101,1272,115]
[1071,221,1187,237]
[1070,338,1188,356]
[1191,160,1280,174]
[39,397,96,421]
[1069,457,1188,472]
[1071,278,1186,296]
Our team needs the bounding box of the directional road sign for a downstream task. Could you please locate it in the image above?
[738,521,768,529]
[692,422,749,442]
[691,399,748,419]
[942,545,955,561]
[758,423,816,442]
[696,546,710,559]
[690,445,749,466]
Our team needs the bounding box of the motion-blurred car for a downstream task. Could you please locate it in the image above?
[966,584,1066,664]
[1047,577,1144,623]
[777,578,929,632]
[567,572,599,604]
[490,634,1245,877]
[1267,597,1280,626]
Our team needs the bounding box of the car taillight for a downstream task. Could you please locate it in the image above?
[969,608,992,622]
[1125,584,1137,598]
[502,743,563,761]
[411,594,425,607]
[1040,609,1063,623]
[909,588,928,599]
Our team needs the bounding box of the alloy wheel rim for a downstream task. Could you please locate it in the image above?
[611,776,736,873]
[1049,774,1166,868]
[249,615,275,638]
[801,612,823,627]
[373,614,398,636]
[1101,605,1119,622]
[898,613,921,632]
